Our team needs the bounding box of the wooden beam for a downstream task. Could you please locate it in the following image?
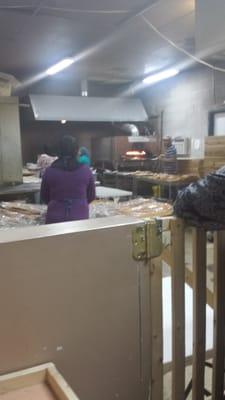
[212,231,225,400]
[163,350,213,375]
[170,219,185,400]
[149,257,163,400]
[162,247,173,266]
[185,267,213,309]
[192,228,207,400]
[0,363,79,399]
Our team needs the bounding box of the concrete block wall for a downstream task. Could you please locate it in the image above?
[141,66,225,158]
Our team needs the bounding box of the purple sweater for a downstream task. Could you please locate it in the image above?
[41,164,96,224]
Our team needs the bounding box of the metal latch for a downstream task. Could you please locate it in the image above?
[132,220,163,261]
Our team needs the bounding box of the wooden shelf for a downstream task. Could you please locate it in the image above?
[0,364,79,400]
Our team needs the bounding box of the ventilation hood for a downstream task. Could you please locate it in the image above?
[30,95,148,123]
[121,123,151,143]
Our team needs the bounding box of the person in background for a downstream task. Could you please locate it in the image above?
[160,136,177,174]
[41,136,96,224]
[78,147,91,166]
[37,145,57,177]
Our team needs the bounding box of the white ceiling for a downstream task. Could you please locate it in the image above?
[0,0,195,91]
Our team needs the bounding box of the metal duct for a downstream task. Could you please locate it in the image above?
[30,95,148,122]
[121,123,140,136]
[121,123,151,143]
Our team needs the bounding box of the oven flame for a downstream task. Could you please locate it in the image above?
[125,150,146,159]
[125,150,146,157]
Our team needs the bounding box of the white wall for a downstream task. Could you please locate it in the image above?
[141,66,225,158]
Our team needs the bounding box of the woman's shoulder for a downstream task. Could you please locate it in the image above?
[78,164,92,173]
[43,165,57,178]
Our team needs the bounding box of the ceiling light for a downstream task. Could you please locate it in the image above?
[46,58,74,76]
[82,91,88,97]
[61,119,67,124]
[143,68,179,85]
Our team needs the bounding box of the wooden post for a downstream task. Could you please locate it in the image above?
[185,267,213,309]
[192,228,207,400]
[149,257,163,400]
[170,219,185,400]
[0,97,23,185]
[212,231,225,400]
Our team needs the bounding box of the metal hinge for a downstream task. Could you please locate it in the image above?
[132,220,163,261]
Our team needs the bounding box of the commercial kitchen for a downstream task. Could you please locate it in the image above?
[0,1,224,400]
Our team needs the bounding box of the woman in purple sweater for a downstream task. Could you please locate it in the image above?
[41,136,96,224]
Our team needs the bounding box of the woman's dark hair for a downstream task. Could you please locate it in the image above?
[52,135,79,171]
[60,135,78,158]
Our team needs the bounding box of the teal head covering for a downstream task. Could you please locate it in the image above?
[79,147,91,166]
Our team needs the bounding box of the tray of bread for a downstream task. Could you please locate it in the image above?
[133,172,199,184]
[90,198,173,219]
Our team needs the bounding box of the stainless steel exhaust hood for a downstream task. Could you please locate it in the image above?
[30,95,148,122]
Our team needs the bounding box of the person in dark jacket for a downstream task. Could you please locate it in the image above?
[41,136,96,224]
[174,166,225,229]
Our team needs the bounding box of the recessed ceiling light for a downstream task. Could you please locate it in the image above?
[46,58,74,76]
[143,68,179,85]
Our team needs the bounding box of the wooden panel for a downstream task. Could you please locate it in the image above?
[0,363,79,400]
[205,136,225,159]
[0,217,148,400]
[205,144,225,157]
[0,364,47,394]
[0,384,56,400]
[192,229,207,400]
[176,157,225,176]
[149,257,163,400]
[170,219,185,400]
[47,366,79,400]
[212,231,225,400]
[205,136,225,145]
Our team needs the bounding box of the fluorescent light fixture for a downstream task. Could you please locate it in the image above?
[61,119,67,124]
[143,68,179,85]
[46,58,74,76]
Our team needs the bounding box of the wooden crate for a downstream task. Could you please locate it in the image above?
[205,136,225,145]
[177,159,203,175]
[205,145,225,157]
[205,136,225,157]
[178,155,225,177]
[200,157,225,176]
[0,363,79,400]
